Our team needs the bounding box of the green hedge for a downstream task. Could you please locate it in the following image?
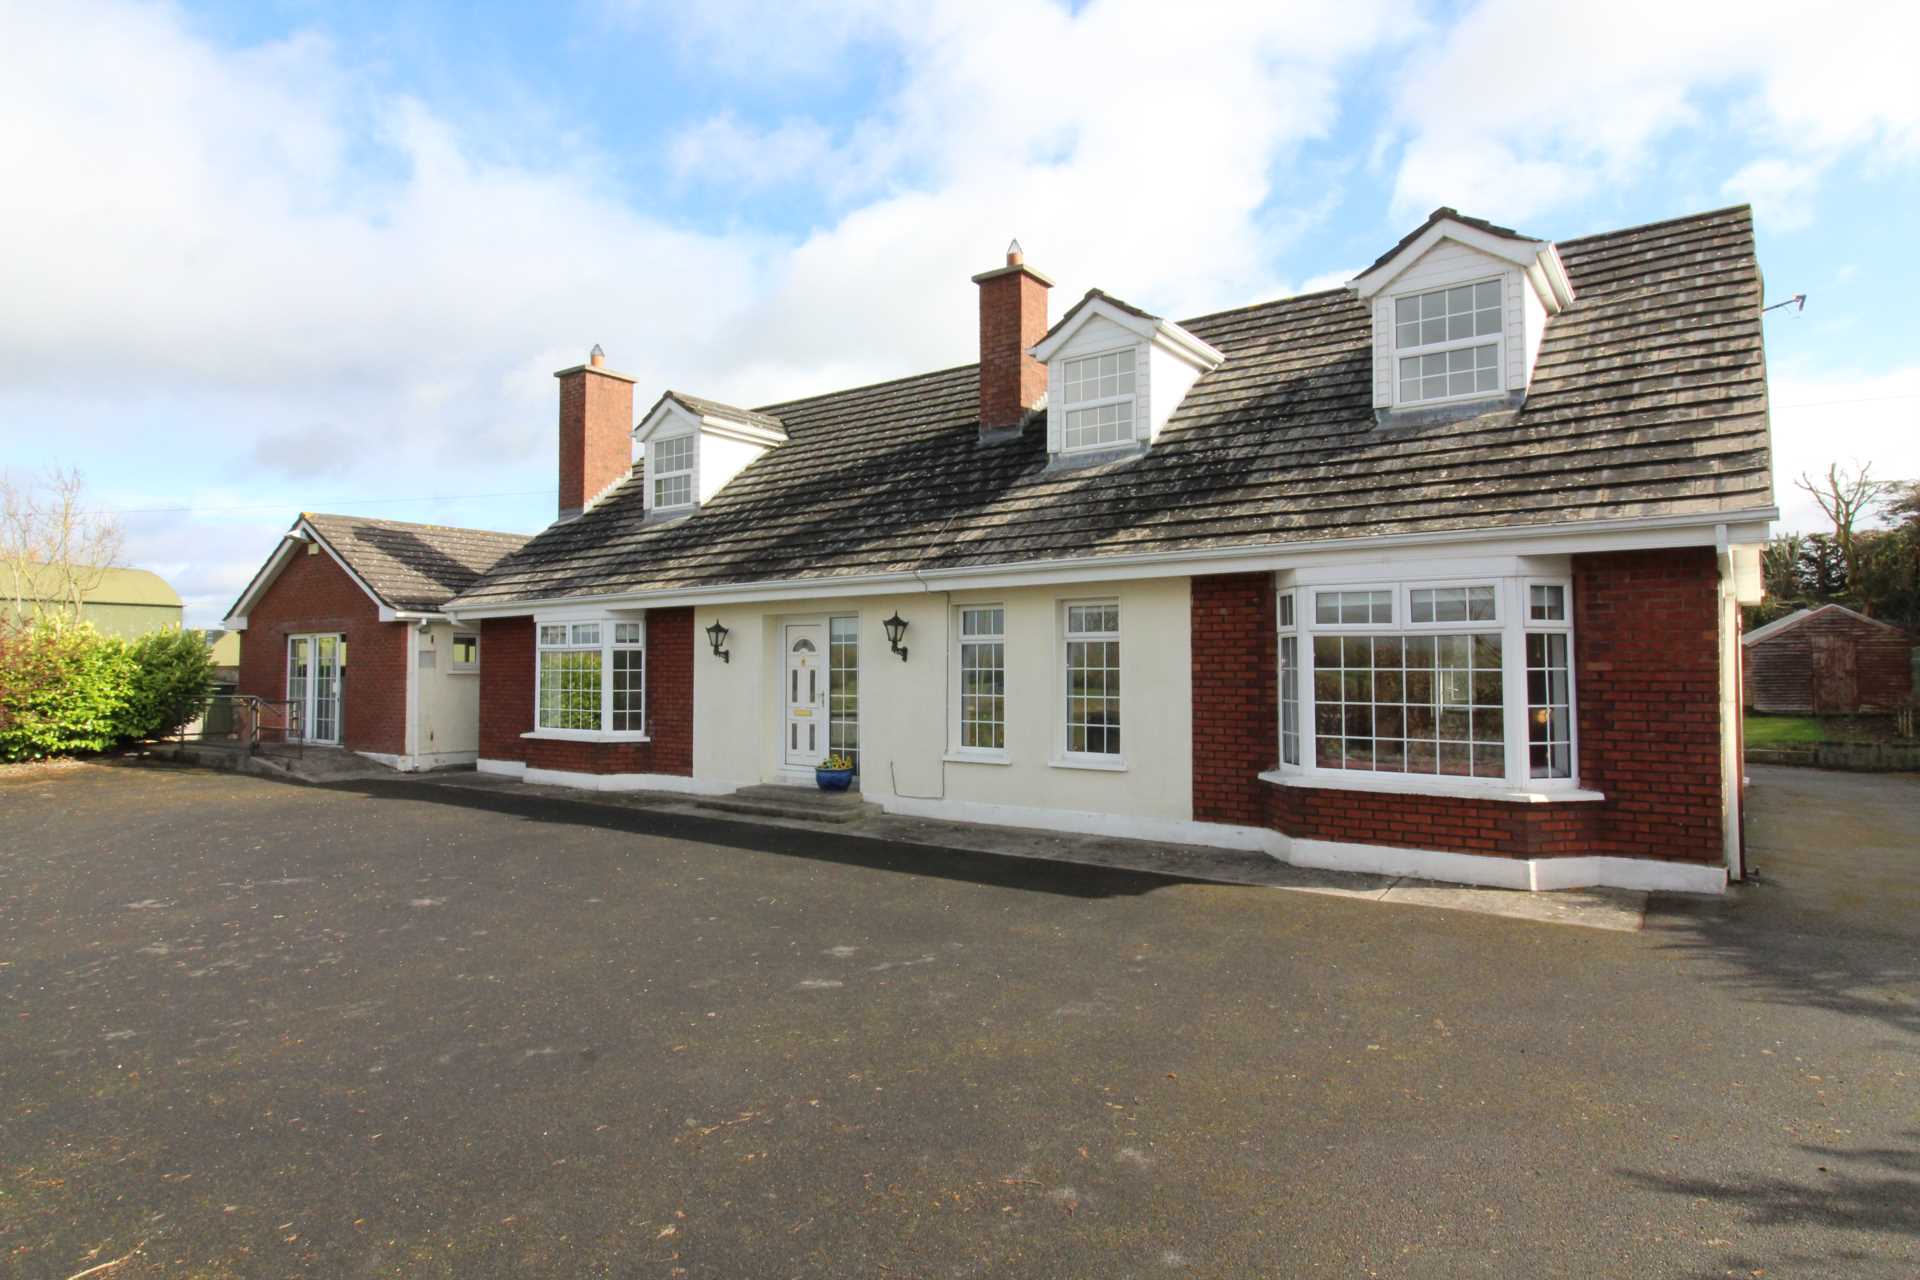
[0,620,215,762]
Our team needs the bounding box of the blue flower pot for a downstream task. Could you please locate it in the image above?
[815,767,854,792]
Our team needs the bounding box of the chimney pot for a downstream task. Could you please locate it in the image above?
[589,344,606,368]
[1006,238,1023,266]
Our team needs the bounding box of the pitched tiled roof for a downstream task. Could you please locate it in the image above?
[301,514,530,611]
[452,205,1774,608]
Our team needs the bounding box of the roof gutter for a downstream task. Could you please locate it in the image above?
[443,506,1778,621]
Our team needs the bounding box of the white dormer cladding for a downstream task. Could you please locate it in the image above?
[632,392,787,515]
[1027,291,1225,460]
[1349,212,1576,412]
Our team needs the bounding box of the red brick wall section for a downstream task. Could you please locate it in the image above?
[477,616,534,763]
[557,366,634,516]
[1190,573,1278,826]
[976,263,1050,430]
[235,544,407,756]
[1190,548,1730,866]
[1573,548,1724,864]
[475,609,693,777]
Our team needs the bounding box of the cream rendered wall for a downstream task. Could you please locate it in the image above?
[688,579,1195,827]
[412,621,480,763]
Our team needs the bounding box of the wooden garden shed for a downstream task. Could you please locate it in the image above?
[1742,604,1915,713]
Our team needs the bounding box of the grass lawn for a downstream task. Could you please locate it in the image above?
[1745,712,1903,747]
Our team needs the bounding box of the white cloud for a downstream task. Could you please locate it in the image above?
[1721,156,1827,232]
[1385,0,1920,226]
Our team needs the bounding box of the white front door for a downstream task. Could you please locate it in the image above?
[783,622,826,768]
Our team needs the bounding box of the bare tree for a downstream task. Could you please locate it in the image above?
[1,468,125,629]
[1795,462,1893,601]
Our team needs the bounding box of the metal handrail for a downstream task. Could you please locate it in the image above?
[175,695,303,755]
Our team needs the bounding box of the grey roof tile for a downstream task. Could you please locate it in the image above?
[450,205,1773,609]
[301,514,530,611]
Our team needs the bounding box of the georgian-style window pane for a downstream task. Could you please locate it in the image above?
[1280,634,1300,766]
[1064,401,1133,451]
[610,648,644,732]
[1312,626,1505,779]
[1394,279,1503,404]
[1529,583,1567,622]
[653,473,692,508]
[957,606,1005,751]
[654,435,693,473]
[829,616,860,771]
[1064,604,1121,756]
[1527,631,1573,778]
[538,648,602,731]
[569,623,601,646]
[539,624,567,646]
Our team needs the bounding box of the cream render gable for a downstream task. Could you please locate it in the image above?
[1350,209,1575,412]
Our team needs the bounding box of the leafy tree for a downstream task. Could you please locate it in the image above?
[123,628,216,740]
[0,620,136,761]
[1797,533,1847,600]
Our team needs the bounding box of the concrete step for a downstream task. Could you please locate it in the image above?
[692,782,878,826]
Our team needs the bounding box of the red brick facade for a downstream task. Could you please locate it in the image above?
[556,362,634,516]
[1191,548,1729,865]
[975,256,1051,431]
[476,609,693,777]
[236,545,407,756]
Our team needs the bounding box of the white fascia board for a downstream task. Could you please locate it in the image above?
[1149,322,1227,372]
[1029,295,1223,370]
[1353,221,1576,314]
[633,397,703,444]
[635,398,786,448]
[698,415,786,447]
[441,507,1778,618]
[222,530,305,625]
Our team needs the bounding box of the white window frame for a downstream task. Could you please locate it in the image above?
[1523,578,1577,781]
[449,631,480,673]
[650,433,696,511]
[1054,597,1125,770]
[948,603,1009,763]
[1057,346,1138,453]
[1274,576,1589,797]
[1278,589,1301,768]
[528,614,649,741]
[1390,275,1506,409]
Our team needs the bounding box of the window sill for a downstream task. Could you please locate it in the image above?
[1048,755,1128,773]
[448,668,480,676]
[1257,769,1603,804]
[944,750,1011,766]
[522,729,652,744]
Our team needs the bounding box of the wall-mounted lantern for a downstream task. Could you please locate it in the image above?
[882,611,909,662]
[705,619,731,664]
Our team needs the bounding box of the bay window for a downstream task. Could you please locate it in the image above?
[956,605,1006,753]
[535,617,646,736]
[1275,575,1580,792]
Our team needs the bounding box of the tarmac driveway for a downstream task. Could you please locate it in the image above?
[1,761,1916,1278]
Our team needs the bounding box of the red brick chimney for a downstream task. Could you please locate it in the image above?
[972,240,1052,434]
[554,344,636,519]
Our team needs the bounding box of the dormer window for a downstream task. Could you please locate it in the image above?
[1028,289,1225,465]
[1394,280,1503,406]
[633,391,787,515]
[1061,348,1137,451]
[651,435,695,509]
[1351,208,1575,414]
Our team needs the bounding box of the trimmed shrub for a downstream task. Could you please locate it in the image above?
[0,621,137,762]
[124,628,216,741]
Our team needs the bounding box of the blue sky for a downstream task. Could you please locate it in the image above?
[2,0,1916,624]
